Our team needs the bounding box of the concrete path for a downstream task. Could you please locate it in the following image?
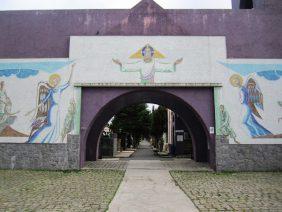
[115,150,135,158]
[108,141,198,212]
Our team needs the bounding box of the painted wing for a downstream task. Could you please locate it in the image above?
[247,85,264,119]
[35,82,51,119]
[248,101,262,119]
[30,82,51,136]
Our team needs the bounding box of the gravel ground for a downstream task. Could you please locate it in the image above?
[0,169,124,212]
[170,171,282,211]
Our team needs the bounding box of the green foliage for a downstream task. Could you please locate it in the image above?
[109,104,152,147]
[109,104,168,148]
[151,105,167,141]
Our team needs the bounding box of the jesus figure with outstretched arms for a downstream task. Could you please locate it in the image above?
[113,44,183,84]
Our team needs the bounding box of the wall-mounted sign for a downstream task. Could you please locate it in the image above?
[210,127,215,134]
[177,135,184,142]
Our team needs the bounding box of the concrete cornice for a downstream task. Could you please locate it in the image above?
[73,83,222,87]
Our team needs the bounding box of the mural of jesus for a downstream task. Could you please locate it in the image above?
[113,44,183,84]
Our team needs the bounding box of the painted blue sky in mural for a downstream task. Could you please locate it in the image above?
[0,61,72,79]
[220,62,282,81]
[0,69,38,79]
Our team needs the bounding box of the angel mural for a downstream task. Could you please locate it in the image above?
[112,44,183,84]
[230,74,272,138]
[219,105,239,144]
[25,64,75,143]
[0,81,23,136]
[61,99,76,141]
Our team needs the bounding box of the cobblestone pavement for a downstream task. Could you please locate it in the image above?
[85,158,211,171]
[2,141,280,212]
[170,171,282,211]
[85,139,211,172]
[84,160,128,170]
[0,169,124,211]
[162,159,211,171]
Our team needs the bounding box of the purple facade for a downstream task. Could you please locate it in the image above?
[0,0,281,171]
[81,87,215,167]
[0,0,282,59]
[232,0,282,9]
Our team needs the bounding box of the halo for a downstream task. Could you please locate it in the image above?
[229,74,243,87]
[129,44,166,59]
[142,45,154,57]
[49,73,61,86]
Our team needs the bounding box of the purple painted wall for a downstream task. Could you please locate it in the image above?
[81,88,214,133]
[232,0,282,9]
[81,87,215,167]
[0,0,281,59]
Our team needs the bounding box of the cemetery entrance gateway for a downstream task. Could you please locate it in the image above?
[79,85,218,169]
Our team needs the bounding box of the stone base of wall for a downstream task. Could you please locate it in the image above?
[2,134,281,171]
[216,136,282,171]
[0,134,80,170]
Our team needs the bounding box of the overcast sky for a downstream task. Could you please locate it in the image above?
[0,0,232,11]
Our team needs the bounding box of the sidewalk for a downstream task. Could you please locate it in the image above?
[108,141,198,212]
[114,150,135,158]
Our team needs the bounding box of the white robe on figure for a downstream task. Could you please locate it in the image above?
[121,59,175,83]
[28,83,69,143]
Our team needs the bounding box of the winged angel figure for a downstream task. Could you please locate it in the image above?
[230,74,272,138]
[25,64,75,143]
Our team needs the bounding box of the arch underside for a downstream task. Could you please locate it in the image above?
[81,88,215,168]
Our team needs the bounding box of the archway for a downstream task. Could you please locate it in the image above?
[80,87,216,169]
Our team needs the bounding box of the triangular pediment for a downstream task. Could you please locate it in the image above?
[131,0,165,13]
[106,0,187,35]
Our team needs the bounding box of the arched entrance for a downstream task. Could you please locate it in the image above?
[80,87,216,169]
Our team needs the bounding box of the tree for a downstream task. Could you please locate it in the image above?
[150,105,167,149]
[109,104,151,148]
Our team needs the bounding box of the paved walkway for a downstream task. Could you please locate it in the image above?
[108,140,198,212]
[115,150,135,158]
[85,158,211,171]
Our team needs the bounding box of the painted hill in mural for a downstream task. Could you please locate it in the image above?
[255,134,282,139]
[0,126,28,137]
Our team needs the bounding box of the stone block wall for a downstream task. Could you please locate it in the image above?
[67,135,80,169]
[216,136,282,171]
[255,0,282,9]
[0,135,80,170]
[113,134,118,157]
